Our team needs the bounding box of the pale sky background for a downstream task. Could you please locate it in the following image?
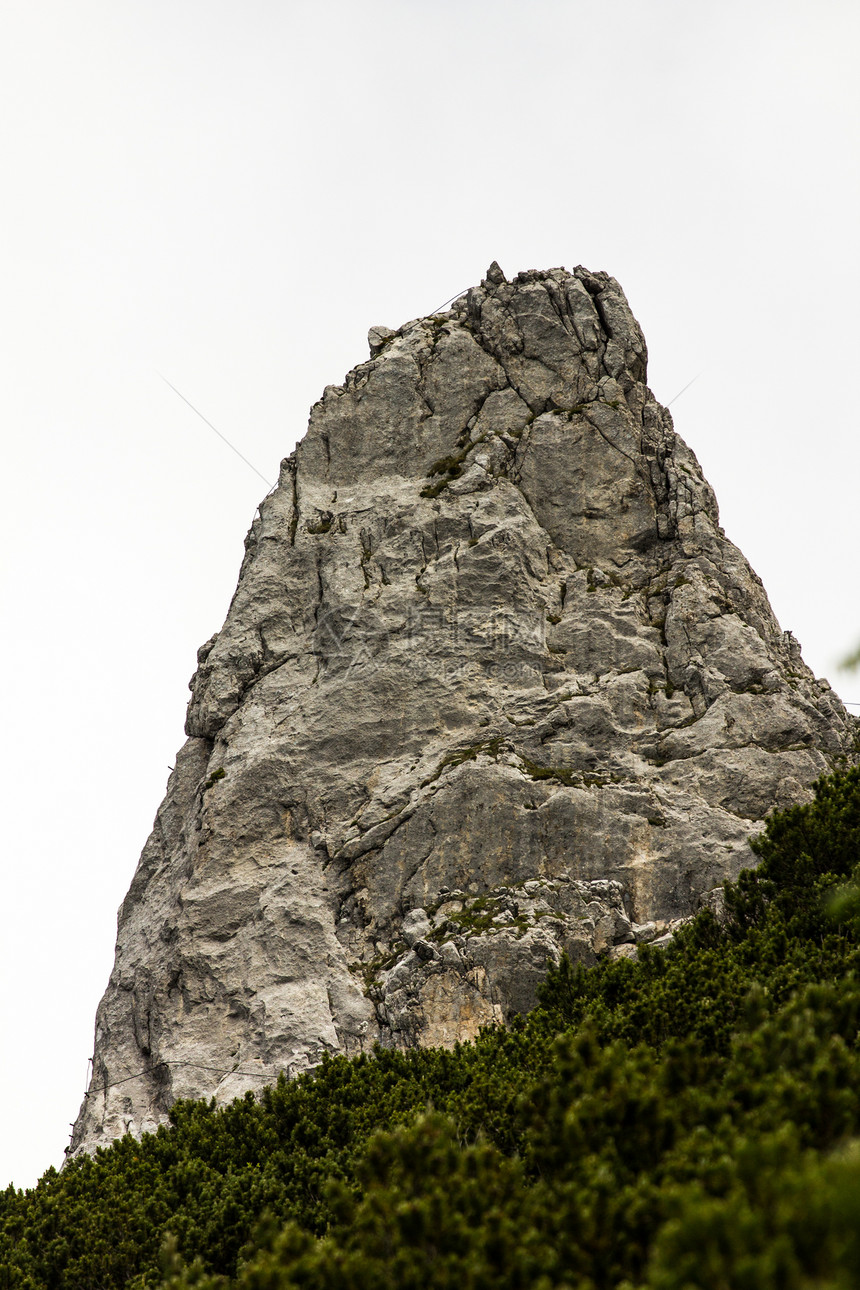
[2,0,859,1189]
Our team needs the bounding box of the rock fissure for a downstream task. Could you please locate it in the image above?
[583,409,641,469]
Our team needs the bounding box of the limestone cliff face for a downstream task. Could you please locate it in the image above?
[71,264,857,1154]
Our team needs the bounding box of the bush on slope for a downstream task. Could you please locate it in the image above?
[3,768,860,1290]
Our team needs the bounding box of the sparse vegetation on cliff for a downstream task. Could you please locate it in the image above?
[3,768,860,1289]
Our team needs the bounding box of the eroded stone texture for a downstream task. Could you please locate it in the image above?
[71,264,857,1155]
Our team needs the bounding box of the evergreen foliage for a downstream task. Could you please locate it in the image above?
[3,767,860,1289]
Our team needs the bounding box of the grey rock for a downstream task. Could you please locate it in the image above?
[608,944,639,962]
[696,886,728,925]
[367,325,395,357]
[401,908,432,946]
[632,921,660,944]
[71,263,858,1157]
[650,933,676,951]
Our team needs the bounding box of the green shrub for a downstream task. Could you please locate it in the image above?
[2,768,860,1289]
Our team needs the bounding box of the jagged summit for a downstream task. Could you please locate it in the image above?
[71,265,856,1155]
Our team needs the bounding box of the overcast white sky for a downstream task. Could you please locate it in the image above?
[2,0,859,1189]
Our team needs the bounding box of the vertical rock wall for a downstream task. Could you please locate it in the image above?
[71,264,857,1155]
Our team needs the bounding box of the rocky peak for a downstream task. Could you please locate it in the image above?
[71,265,857,1156]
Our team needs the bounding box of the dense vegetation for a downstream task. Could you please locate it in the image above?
[4,767,860,1289]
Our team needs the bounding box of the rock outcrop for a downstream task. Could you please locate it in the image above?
[71,263,857,1155]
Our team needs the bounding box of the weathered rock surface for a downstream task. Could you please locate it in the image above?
[71,263,857,1155]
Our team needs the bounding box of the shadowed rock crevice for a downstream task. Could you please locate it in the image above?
[71,264,857,1156]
